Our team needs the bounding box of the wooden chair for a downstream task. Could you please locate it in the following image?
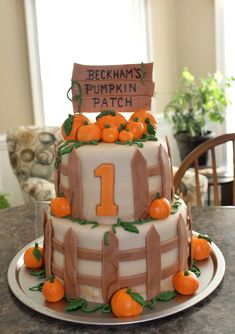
[174,133,235,206]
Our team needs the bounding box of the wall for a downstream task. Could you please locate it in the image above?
[0,0,34,134]
[176,0,216,77]
[148,0,216,165]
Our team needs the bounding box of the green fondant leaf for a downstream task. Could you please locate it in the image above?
[65,298,86,312]
[198,234,212,244]
[63,114,73,136]
[66,216,99,229]
[103,231,109,246]
[33,243,42,261]
[127,288,145,306]
[155,290,176,301]
[148,134,158,141]
[29,267,46,279]
[174,194,180,200]
[190,260,201,277]
[171,200,182,214]
[145,118,156,136]
[29,282,44,292]
[121,222,139,233]
[96,110,116,120]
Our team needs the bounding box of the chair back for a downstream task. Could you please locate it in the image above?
[174,133,235,206]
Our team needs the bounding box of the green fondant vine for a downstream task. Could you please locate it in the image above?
[29,266,46,279]
[140,62,146,85]
[67,80,83,113]
[171,194,182,214]
[55,133,158,169]
[66,216,99,229]
[63,290,176,313]
[55,140,99,168]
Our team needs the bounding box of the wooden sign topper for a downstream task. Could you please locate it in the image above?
[70,63,155,113]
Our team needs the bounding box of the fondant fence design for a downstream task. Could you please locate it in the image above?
[42,210,191,302]
[54,142,173,221]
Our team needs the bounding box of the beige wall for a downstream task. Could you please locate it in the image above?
[176,0,216,78]
[148,0,216,114]
[0,0,34,134]
[0,0,215,134]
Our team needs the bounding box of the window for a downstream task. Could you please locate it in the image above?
[215,0,235,171]
[25,0,150,126]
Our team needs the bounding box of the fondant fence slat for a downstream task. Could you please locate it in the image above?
[187,203,193,268]
[146,226,161,300]
[165,136,174,201]
[177,214,188,271]
[131,150,149,219]
[68,149,83,219]
[64,228,79,298]
[158,144,173,202]
[54,143,59,196]
[102,231,120,302]
[45,219,53,277]
[41,208,47,251]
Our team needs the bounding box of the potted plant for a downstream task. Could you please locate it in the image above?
[164,67,234,165]
[0,193,10,209]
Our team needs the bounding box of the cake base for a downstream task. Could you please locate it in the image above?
[7,234,225,325]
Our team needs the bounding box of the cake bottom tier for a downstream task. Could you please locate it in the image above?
[43,200,192,303]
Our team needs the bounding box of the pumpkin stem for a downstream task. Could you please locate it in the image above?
[49,275,55,283]
[134,117,139,122]
[83,121,89,126]
[184,270,190,276]
[156,192,161,199]
[34,242,39,249]
[104,124,111,128]
[118,123,126,132]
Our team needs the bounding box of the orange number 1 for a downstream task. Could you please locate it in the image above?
[94,164,118,216]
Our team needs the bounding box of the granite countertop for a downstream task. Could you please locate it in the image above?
[0,205,235,334]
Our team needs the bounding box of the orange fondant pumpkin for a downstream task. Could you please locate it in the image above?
[118,129,134,142]
[24,242,44,269]
[126,117,144,139]
[111,288,143,318]
[129,110,157,134]
[50,196,71,218]
[149,192,171,219]
[42,275,64,302]
[192,235,212,261]
[101,125,119,143]
[77,122,101,142]
[172,270,199,295]
[61,113,90,140]
[96,110,127,130]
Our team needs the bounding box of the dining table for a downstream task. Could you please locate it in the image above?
[0,204,234,334]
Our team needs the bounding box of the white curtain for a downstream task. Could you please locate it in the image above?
[33,0,149,126]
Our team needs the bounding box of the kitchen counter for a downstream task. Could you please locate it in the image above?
[0,205,234,334]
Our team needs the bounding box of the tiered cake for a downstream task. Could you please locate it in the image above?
[42,63,192,304]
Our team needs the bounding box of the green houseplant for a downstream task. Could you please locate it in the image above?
[164,67,234,164]
[0,193,10,209]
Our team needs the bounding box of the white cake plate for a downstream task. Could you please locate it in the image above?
[7,233,225,326]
